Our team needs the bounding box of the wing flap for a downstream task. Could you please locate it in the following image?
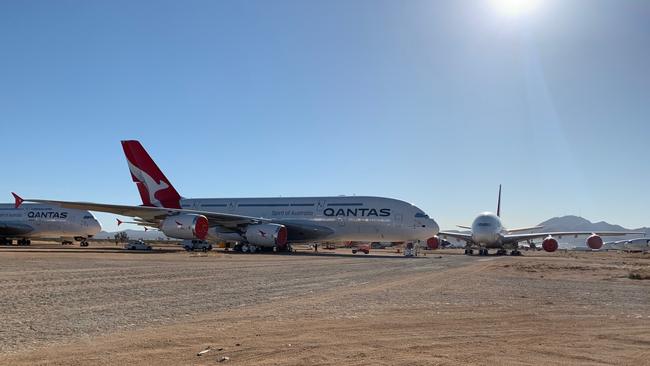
[439,231,473,243]
[0,222,34,236]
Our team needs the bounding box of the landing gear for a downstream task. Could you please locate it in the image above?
[62,240,73,245]
[510,250,522,256]
[496,249,507,256]
[464,248,474,255]
[80,241,89,247]
[478,248,489,256]
[17,239,31,246]
[0,238,11,245]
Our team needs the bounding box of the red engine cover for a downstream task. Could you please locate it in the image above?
[276,226,288,249]
[542,237,558,252]
[427,236,440,250]
[586,234,603,250]
[194,216,209,240]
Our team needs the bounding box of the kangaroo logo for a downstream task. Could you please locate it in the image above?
[127,160,170,207]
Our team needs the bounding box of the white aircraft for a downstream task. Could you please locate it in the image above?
[13,140,439,253]
[604,238,650,253]
[438,185,642,256]
[0,201,101,246]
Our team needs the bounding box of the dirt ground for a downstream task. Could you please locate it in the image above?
[0,244,648,365]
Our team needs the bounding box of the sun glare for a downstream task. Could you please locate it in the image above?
[489,0,542,18]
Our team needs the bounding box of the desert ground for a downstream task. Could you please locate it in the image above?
[0,243,648,365]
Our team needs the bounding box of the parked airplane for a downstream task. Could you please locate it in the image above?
[604,238,650,253]
[0,201,101,246]
[438,185,642,256]
[13,140,439,253]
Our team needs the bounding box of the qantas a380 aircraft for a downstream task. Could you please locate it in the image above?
[14,140,439,253]
[1,201,101,246]
[439,185,642,256]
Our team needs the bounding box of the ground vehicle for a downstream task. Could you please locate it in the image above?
[124,240,152,251]
[182,239,212,252]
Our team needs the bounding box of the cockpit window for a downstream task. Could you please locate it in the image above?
[83,215,94,219]
[477,222,491,227]
[415,213,428,218]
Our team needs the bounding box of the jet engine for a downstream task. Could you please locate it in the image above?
[161,214,209,240]
[244,224,288,248]
[426,236,440,250]
[586,234,603,250]
[542,236,558,252]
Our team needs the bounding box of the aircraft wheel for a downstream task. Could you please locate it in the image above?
[241,244,249,253]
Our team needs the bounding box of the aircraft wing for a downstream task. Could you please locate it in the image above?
[503,231,645,244]
[0,222,33,236]
[13,194,335,240]
[439,231,473,243]
[506,226,543,233]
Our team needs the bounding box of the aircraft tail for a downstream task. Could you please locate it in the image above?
[121,140,182,209]
[496,184,502,217]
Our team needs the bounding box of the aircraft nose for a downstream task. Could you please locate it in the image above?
[430,218,440,236]
[90,219,102,235]
[421,218,439,237]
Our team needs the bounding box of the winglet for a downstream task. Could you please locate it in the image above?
[496,184,502,217]
[117,218,123,226]
[12,192,24,208]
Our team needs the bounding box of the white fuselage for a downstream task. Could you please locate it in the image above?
[471,212,505,248]
[0,204,101,240]
[179,196,439,243]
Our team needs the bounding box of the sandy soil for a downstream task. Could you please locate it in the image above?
[0,245,648,365]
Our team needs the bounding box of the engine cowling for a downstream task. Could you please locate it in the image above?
[542,236,558,252]
[586,234,603,250]
[244,224,288,248]
[161,214,209,240]
[426,236,440,250]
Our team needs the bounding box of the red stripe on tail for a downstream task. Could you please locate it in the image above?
[121,140,182,209]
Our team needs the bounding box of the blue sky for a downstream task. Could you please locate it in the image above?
[1,0,648,232]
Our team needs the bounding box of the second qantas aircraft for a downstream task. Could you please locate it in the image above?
[439,185,641,256]
[15,140,439,253]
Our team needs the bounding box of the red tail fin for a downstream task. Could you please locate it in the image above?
[121,140,182,209]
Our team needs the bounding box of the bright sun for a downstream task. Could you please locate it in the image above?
[489,0,542,18]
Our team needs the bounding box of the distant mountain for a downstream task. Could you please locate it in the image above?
[537,215,629,232]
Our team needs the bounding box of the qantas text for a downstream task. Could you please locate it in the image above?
[323,208,390,217]
[27,211,68,219]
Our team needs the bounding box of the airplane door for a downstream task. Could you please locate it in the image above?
[337,216,345,227]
